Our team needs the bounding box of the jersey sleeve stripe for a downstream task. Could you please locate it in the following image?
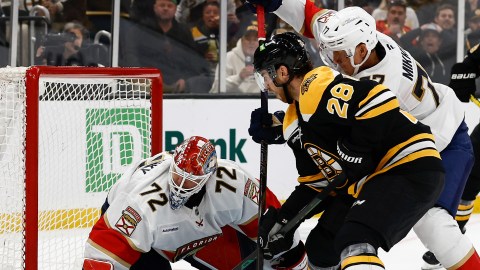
[88,216,142,267]
[304,0,323,38]
[238,215,258,239]
[358,84,390,107]
[355,98,399,120]
[350,148,440,197]
[376,133,436,170]
[298,172,328,184]
[381,141,438,169]
[356,86,398,115]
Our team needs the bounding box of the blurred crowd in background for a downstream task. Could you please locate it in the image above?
[0,0,478,93]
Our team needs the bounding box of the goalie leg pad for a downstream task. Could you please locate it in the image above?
[413,207,475,268]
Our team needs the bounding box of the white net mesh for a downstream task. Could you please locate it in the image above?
[0,67,161,269]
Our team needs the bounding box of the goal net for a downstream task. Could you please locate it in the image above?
[0,66,163,270]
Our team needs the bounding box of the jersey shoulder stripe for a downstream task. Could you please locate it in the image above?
[356,89,399,120]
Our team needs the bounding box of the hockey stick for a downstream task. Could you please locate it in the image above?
[232,173,346,270]
[256,4,267,270]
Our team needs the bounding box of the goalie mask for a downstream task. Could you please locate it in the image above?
[318,6,378,76]
[168,136,217,210]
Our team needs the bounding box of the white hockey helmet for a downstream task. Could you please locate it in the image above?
[168,136,217,210]
[319,6,378,75]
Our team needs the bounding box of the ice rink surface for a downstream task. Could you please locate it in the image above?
[2,215,478,269]
[171,215,480,270]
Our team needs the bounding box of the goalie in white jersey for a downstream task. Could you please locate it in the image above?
[244,0,479,269]
[83,136,307,270]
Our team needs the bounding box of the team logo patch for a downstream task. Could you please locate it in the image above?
[115,206,142,237]
[316,10,335,23]
[173,234,222,262]
[244,178,259,204]
[301,74,317,95]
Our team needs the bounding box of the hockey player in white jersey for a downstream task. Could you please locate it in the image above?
[83,136,307,270]
[244,0,480,269]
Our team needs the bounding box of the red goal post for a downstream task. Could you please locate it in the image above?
[0,66,163,270]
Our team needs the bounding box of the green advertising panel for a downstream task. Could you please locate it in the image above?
[85,108,150,192]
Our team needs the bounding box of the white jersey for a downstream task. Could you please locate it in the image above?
[275,0,465,151]
[84,152,263,269]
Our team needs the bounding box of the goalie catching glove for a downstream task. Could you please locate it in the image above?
[258,206,295,260]
[248,108,286,144]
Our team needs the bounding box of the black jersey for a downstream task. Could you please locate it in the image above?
[283,66,444,197]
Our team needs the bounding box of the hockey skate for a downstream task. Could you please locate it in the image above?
[421,251,443,270]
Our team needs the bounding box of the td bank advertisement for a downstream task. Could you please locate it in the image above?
[35,98,480,210]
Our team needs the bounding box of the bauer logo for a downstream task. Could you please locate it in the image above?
[85,108,151,192]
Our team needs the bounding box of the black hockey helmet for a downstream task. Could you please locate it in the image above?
[253,32,313,77]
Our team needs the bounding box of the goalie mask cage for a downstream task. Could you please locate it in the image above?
[0,66,163,270]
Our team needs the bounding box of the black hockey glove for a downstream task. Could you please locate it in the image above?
[244,0,283,13]
[337,138,373,182]
[258,206,294,260]
[449,62,478,102]
[248,108,286,144]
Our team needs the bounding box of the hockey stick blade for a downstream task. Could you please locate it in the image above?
[232,248,258,270]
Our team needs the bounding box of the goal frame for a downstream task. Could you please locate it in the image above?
[23,66,163,270]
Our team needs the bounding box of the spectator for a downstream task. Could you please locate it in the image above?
[37,0,66,33]
[434,4,457,71]
[210,24,259,93]
[122,0,210,93]
[376,0,412,43]
[35,21,90,66]
[41,0,88,31]
[189,1,221,93]
[345,0,377,14]
[400,23,454,84]
[372,0,419,29]
[466,11,480,51]
[176,0,236,26]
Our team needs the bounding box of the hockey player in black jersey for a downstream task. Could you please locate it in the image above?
[249,32,446,270]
